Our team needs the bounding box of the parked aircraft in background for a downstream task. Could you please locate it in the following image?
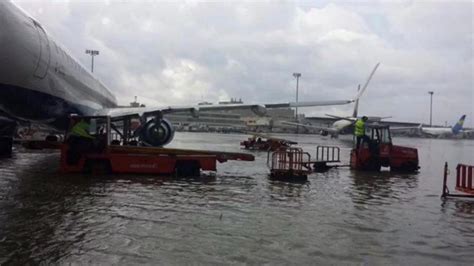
[392,115,473,138]
[0,2,367,153]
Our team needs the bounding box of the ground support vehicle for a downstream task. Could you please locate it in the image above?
[350,124,419,172]
[241,134,297,151]
[60,115,254,176]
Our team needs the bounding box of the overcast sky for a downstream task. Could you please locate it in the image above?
[14,0,473,126]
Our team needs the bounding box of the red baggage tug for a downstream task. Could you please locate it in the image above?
[350,124,419,172]
[60,115,254,176]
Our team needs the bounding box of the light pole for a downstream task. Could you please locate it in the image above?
[85,49,99,73]
[428,91,434,127]
[293,73,301,133]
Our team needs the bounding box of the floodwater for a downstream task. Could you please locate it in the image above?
[0,133,473,265]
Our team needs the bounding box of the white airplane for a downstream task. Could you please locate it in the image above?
[392,115,473,137]
[282,63,389,137]
[0,2,368,153]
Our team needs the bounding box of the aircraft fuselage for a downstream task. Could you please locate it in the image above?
[0,2,117,129]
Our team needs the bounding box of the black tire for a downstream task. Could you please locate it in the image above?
[0,137,13,158]
[391,162,419,173]
[86,160,111,175]
[175,160,201,177]
[45,135,59,142]
[364,156,381,171]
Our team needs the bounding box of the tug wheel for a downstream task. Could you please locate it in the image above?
[364,157,381,171]
[175,160,201,177]
[86,160,111,175]
[391,162,419,173]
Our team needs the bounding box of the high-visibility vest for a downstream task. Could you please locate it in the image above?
[70,120,95,139]
[354,119,365,136]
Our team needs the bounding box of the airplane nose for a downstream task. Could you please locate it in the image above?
[0,2,40,86]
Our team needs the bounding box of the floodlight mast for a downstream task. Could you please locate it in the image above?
[293,72,301,133]
[428,91,434,127]
[85,49,99,73]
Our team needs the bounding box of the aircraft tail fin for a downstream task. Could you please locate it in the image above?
[451,115,466,134]
[352,84,360,118]
[352,62,379,102]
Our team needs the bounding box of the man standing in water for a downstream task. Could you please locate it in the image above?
[66,118,96,164]
[354,116,369,149]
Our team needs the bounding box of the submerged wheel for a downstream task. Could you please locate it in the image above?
[175,160,201,177]
[0,137,13,158]
[45,135,59,142]
[364,156,381,171]
[86,160,111,175]
[391,162,419,173]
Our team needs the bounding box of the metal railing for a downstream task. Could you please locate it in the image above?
[315,146,340,162]
[456,164,474,194]
[267,147,311,171]
[442,162,474,198]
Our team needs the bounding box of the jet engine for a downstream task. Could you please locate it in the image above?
[139,118,175,147]
[320,130,329,136]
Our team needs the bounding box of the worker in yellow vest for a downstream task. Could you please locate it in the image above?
[354,116,369,149]
[67,118,96,164]
[70,119,95,140]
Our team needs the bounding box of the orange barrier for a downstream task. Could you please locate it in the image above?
[456,164,474,195]
[442,162,474,198]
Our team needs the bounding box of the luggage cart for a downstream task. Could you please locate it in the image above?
[267,147,311,181]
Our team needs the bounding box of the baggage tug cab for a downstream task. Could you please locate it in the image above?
[350,124,419,172]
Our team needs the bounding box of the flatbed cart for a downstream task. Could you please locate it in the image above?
[442,162,474,198]
[60,115,254,176]
[241,133,297,151]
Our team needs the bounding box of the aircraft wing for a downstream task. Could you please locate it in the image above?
[325,114,392,123]
[94,98,363,118]
[390,124,423,132]
[280,121,339,134]
[325,114,357,122]
[94,63,378,119]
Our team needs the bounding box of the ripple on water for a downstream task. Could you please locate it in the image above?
[0,134,473,264]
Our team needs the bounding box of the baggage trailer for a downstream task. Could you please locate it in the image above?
[267,147,312,181]
[241,133,297,151]
[60,115,254,176]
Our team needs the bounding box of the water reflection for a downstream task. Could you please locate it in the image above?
[347,170,419,207]
[266,179,310,201]
[0,153,93,264]
[1,134,473,264]
[441,198,474,216]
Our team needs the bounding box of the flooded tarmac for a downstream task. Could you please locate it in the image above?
[0,133,473,264]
